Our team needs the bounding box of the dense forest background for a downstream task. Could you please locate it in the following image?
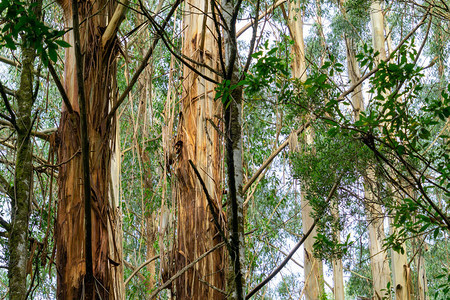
[0,0,449,298]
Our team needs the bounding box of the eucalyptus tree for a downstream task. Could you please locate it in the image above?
[0,0,64,297]
[54,0,128,297]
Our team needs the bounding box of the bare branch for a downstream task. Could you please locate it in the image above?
[148,242,225,299]
[245,176,341,299]
[243,120,312,194]
[47,62,73,114]
[124,255,159,286]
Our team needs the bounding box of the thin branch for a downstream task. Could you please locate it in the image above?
[148,242,225,299]
[47,62,73,114]
[124,255,159,286]
[0,81,17,130]
[240,0,260,77]
[236,0,286,38]
[243,120,312,194]
[245,176,341,299]
[0,218,10,235]
[188,159,229,248]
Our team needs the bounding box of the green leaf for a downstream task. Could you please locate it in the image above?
[55,39,71,48]
[48,47,58,63]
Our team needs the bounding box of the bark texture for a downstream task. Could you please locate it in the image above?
[172,0,226,298]
[9,44,37,300]
[56,0,123,298]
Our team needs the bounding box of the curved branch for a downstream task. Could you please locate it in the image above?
[124,255,159,286]
[148,242,225,299]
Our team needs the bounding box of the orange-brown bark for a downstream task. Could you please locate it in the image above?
[56,0,123,298]
[171,0,226,298]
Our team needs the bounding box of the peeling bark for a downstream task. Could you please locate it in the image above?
[55,0,123,298]
[172,0,226,298]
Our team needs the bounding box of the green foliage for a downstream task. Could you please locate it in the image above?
[0,0,70,64]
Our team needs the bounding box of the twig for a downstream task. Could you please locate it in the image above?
[245,176,341,299]
[243,120,312,194]
[148,242,225,299]
[47,62,73,114]
[124,255,159,286]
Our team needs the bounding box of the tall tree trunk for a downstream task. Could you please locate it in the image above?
[9,4,40,294]
[287,3,324,299]
[56,0,124,298]
[367,2,393,298]
[172,0,226,298]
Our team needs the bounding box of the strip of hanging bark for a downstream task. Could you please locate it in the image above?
[71,0,94,296]
[124,255,159,286]
[245,176,341,299]
[242,120,312,194]
[148,242,226,299]
[188,159,229,248]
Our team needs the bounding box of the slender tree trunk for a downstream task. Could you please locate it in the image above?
[287,3,324,299]
[222,0,245,298]
[172,0,226,298]
[56,0,124,298]
[367,2,393,298]
[331,205,345,300]
[9,10,40,296]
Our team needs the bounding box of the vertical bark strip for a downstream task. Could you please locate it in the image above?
[56,0,123,298]
[172,0,226,298]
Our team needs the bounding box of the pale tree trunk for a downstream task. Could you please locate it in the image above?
[344,38,364,121]
[287,3,324,299]
[367,2,393,298]
[345,17,391,299]
[172,0,226,298]
[389,216,411,300]
[331,205,345,300]
[56,0,125,298]
[8,0,41,294]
